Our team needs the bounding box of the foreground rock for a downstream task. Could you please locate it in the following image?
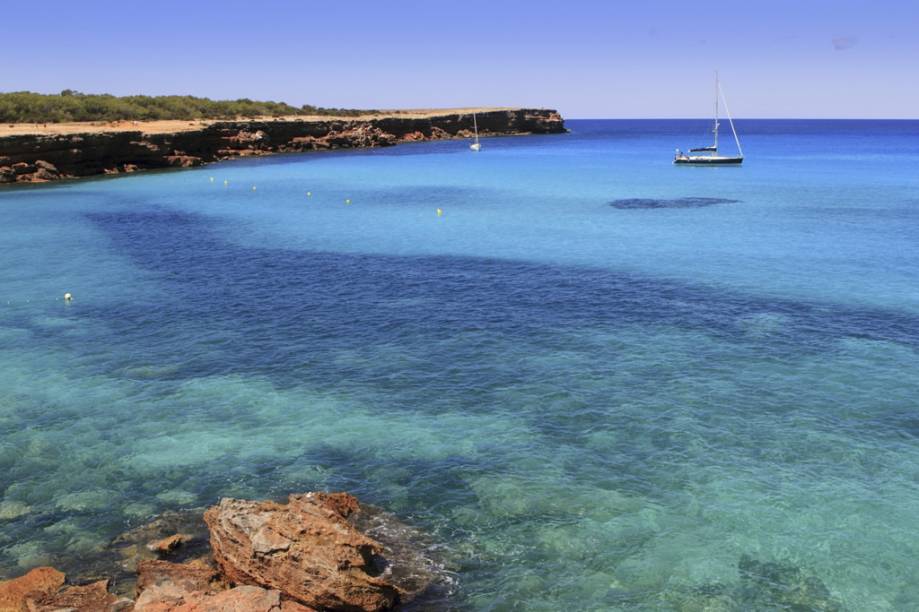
[205,492,400,611]
[0,109,565,184]
[0,566,129,611]
[31,579,125,611]
[0,567,64,610]
[134,560,312,612]
[0,491,446,611]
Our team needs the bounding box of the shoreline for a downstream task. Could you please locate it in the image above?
[0,108,565,185]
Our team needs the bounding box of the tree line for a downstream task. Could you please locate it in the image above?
[0,90,372,123]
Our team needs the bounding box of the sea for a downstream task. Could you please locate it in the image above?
[1,119,919,610]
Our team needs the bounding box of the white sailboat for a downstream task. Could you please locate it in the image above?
[470,113,481,151]
[674,72,743,165]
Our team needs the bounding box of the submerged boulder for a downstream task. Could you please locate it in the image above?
[204,492,400,611]
[737,555,843,611]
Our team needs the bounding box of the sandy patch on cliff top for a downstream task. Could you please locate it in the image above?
[0,108,517,137]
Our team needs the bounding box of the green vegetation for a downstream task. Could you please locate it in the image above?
[0,90,371,123]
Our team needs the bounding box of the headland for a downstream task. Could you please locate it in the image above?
[0,108,565,184]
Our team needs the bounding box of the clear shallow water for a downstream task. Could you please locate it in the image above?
[1,120,919,609]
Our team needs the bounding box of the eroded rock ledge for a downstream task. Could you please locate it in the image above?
[0,492,448,611]
[0,109,565,184]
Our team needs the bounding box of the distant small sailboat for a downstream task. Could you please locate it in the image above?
[674,72,743,165]
[470,113,482,151]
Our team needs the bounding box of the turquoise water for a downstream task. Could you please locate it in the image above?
[2,120,919,609]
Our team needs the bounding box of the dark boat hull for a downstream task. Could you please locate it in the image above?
[674,156,743,165]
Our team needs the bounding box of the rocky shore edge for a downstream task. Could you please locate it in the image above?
[0,492,450,611]
[0,109,564,184]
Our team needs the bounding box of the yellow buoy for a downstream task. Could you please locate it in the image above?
[306,191,312,197]
[436,208,444,217]
[345,198,352,205]
[252,185,257,191]
[223,179,229,186]
[63,292,73,302]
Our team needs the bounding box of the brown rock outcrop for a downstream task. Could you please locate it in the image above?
[204,492,400,611]
[0,109,565,184]
[0,566,65,611]
[29,579,126,611]
[0,159,66,183]
[147,533,190,555]
[133,559,221,610]
[165,155,203,168]
[1,491,446,611]
[133,560,314,612]
[135,559,221,596]
[0,568,128,612]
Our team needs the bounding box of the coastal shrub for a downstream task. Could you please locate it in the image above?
[0,91,372,123]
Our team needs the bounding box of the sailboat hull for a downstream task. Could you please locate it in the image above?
[674,155,743,165]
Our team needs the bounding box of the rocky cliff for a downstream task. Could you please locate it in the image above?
[0,108,564,184]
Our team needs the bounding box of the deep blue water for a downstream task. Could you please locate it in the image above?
[2,120,919,609]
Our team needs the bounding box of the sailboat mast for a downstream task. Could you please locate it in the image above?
[473,113,479,144]
[713,71,719,152]
[718,81,744,158]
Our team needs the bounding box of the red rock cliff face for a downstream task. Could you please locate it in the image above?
[0,109,564,184]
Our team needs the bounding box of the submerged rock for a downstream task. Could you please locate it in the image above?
[351,504,456,608]
[661,582,736,611]
[661,556,844,611]
[104,508,210,594]
[609,197,739,209]
[737,555,843,611]
[204,492,401,611]
[0,500,31,521]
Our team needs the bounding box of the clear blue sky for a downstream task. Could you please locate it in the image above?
[5,0,918,118]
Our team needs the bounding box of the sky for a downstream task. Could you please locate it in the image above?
[4,0,918,118]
